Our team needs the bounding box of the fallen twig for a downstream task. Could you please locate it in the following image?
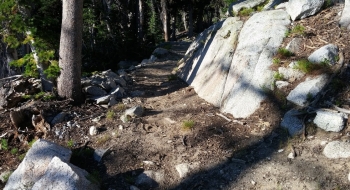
[216,113,231,122]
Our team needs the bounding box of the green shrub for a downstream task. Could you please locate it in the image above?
[294,59,330,73]
[273,58,281,65]
[67,140,74,148]
[1,139,8,150]
[274,72,284,80]
[182,120,195,130]
[43,60,60,80]
[277,48,294,58]
[10,148,18,155]
[28,139,37,147]
[238,8,254,16]
[34,91,45,99]
[288,24,305,37]
[106,110,115,120]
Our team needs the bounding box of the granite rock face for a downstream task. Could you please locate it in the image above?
[179,10,290,118]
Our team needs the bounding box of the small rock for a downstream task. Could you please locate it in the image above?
[96,95,112,105]
[251,180,256,185]
[323,141,350,158]
[278,67,305,81]
[110,86,125,99]
[320,141,328,146]
[143,161,155,165]
[89,126,98,136]
[286,74,328,107]
[278,149,284,153]
[102,69,118,78]
[51,112,68,126]
[275,81,290,89]
[288,152,295,159]
[118,125,124,130]
[286,38,302,54]
[114,77,127,87]
[286,0,325,21]
[308,44,339,65]
[175,164,190,178]
[120,115,131,123]
[313,109,347,132]
[124,105,144,118]
[84,86,107,96]
[281,109,304,136]
[93,148,109,162]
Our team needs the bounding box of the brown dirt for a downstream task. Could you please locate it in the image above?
[1,4,350,190]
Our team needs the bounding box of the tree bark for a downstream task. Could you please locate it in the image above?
[138,0,144,42]
[160,0,169,42]
[182,11,188,32]
[57,0,83,102]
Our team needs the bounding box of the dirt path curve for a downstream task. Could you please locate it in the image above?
[98,40,350,190]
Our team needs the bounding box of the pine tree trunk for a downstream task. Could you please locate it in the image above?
[160,0,169,42]
[138,0,144,42]
[57,0,83,102]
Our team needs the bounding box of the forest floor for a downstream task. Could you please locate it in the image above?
[1,4,350,190]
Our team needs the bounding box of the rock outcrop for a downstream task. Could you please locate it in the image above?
[179,10,290,118]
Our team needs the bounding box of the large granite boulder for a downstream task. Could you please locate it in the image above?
[179,10,290,118]
[308,44,339,65]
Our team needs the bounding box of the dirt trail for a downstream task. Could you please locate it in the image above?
[2,4,350,189]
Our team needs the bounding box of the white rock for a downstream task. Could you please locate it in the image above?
[31,157,97,190]
[179,11,290,118]
[320,141,328,146]
[96,95,112,105]
[281,109,304,136]
[278,67,305,81]
[286,0,325,21]
[286,74,328,106]
[4,139,71,190]
[288,152,295,159]
[313,110,347,132]
[175,163,190,178]
[89,126,98,136]
[323,141,350,158]
[286,38,302,54]
[308,44,339,65]
[275,81,290,89]
[339,0,350,30]
[124,105,144,118]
